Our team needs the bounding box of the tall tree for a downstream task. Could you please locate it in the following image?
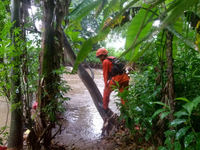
[8,0,23,149]
[165,30,175,121]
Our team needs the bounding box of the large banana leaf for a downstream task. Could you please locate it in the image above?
[124,5,156,61]
[72,28,110,72]
[161,0,199,28]
[69,0,101,23]
[72,0,140,71]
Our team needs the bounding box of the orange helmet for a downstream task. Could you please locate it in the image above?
[96,48,108,57]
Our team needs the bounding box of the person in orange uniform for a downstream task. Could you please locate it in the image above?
[96,48,130,110]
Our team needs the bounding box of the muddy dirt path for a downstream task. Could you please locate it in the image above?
[53,68,120,149]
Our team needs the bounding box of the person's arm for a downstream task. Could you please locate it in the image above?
[102,59,112,109]
[102,59,111,87]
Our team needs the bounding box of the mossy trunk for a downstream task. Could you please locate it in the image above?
[29,0,63,149]
[8,0,23,149]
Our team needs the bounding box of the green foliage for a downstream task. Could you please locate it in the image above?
[125,6,155,60]
[118,65,160,139]
[43,66,70,122]
[159,96,200,149]
[69,0,101,24]
[0,126,8,145]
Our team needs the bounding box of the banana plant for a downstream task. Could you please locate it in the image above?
[71,0,199,70]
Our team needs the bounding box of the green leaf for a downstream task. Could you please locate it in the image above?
[175,97,190,103]
[174,141,181,150]
[166,26,197,50]
[158,146,167,150]
[183,102,194,115]
[160,111,170,119]
[72,28,110,72]
[153,101,170,109]
[161,0,199,28]
[184,132,195,148]
[170,119,186,127]
[69,0,101,22]
[192,96,200,109]
[103,0,120,20]
[125,7,154,50]
[164,130,176,137]
[175,126,190,140]
[152,108,166,118]
[174,110,188,118]
[73,38,94,72]
[164,136,173,149]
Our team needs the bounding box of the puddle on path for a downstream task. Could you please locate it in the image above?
[54,68,120,149]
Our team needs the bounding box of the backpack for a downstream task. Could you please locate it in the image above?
[107,57,126,78]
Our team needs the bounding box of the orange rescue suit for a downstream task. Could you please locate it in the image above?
[102,56,130,109]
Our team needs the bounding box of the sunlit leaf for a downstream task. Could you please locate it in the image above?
[170,119,186,127]
[183,102,194,115]
[69,0,101,22]
[174,110,188,118]
[175,126,190,140]
[175,97,190,103]
[184,132,195,148]
[73,38,94,72]
[125,7,154,50]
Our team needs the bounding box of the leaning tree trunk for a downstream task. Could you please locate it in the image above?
[8,0,23,149]
[61,30,114,120]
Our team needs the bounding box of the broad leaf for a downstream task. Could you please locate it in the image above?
[192,96,200,108]
[184,132,195,148]
[175,97,190,103]
[164,129,176,137]
[160,111,170,119]
[183,102,194,115]
[175,126,190,140]
[162,0,199,28]
[166,26,197,50]
[69,0,101,22]
[125,7,154,50]
[152,108,166,118]
[174,141,181,150]
[73,28,110,72]
[158,147,167,150]
[174,110,188,118]
[73,38,94,72]
[170,119,187,127]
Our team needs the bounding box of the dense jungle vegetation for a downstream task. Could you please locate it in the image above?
[0,0,200,149]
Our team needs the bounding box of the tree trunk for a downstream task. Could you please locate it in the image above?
[153,30,175,146]
[38,0,56,148]
[21,0,33,129]
[30,0,63,149]
[61,30,114,120]
[8,0,23,149]
[165,30,175,121]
